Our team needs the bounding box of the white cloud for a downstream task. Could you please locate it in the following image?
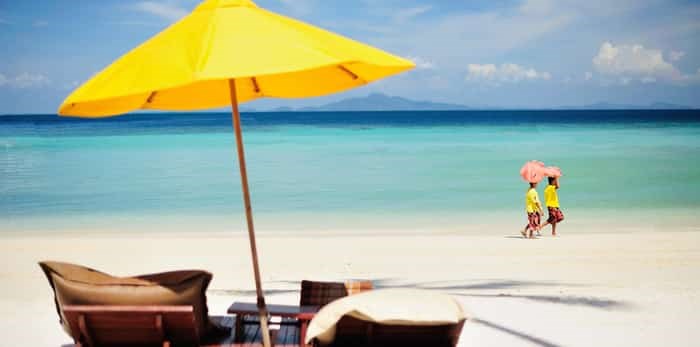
[0,73,51,88]
[522,0,663,17]
[378,5,574,71]
[14,73,51,88]
[466,63,551,84]
[669,50,685,62]
[406,56,435,70]
[361,0,687,79]
[132,1,188,21]
[592,41,685,83]
[335,0,668,75]
[393,6,432,23]
[584,71,593,80]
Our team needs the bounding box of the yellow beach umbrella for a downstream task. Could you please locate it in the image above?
[58,0,413,345]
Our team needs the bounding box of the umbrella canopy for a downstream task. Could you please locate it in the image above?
[58,1,413,346]
[520,160,546,183]
[58,0,413,117]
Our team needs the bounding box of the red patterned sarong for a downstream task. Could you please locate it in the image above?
[547,207,565,224]
[526,212,540,231]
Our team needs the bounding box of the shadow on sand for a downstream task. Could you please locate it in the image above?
[213,278,630,347]
[219,278,629,310]
[368,278,630,309]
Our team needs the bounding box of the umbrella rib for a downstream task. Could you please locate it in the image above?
[251,77,261,95]
[143,91,157,107]
[338,65,363,82]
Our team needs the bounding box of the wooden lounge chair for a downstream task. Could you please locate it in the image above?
[39,261,230,346]
[240,280,372,325]
[63,305,199,347]
[315,316,465,347]
[305,289,467,347]
[237,280,373,346]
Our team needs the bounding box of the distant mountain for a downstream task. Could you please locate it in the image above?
[579,102,638,110]
[647,102,692,110]
[242,94,694,113]
[299,93,470,111]
[562,101,692,110]
[270,106,294,112]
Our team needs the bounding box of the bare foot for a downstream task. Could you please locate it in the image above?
[520,229,527,238]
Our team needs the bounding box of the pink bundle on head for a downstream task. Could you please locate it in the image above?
[544,166,562,178]
[520,160,546,183]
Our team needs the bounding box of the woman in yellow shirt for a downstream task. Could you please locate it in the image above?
[521,181,543,239]
[541,176,565,236]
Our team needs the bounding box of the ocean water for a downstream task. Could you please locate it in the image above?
[1,110,699,234]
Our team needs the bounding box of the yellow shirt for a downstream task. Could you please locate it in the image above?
[525,188,540,213]
[544,185,559,208]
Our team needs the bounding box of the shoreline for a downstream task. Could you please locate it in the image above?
[2,218,699,239]
[3,225,700,239]
[3,206,700,237]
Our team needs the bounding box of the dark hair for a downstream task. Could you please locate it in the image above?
[548,176,556,184]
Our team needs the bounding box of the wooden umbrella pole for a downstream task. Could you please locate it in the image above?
[228,79,272,347]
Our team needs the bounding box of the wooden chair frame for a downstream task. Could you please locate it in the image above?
[63,305,199,347]
[310,316,466,347]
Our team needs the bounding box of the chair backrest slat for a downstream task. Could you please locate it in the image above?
[300,280,373,307]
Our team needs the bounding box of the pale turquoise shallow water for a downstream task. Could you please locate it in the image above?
[1,111,699,233]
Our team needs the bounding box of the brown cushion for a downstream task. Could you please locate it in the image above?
[39,261,215,341]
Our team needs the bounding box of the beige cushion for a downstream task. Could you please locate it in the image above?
[305,288,468,345]
[39,261,214,340]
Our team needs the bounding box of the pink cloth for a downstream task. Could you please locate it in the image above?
[544,166,562,178]
[520,160,545,183]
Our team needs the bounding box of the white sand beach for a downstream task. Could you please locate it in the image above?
[1,228,699,347]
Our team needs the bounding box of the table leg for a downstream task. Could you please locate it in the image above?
[299,319,308,347]
[234,316,243,342]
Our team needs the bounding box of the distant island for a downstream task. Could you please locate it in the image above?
[274,93,470,112]
[559,102,692,110]
[244,93,693,112]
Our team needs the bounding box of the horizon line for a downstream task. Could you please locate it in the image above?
[2,107,698,117]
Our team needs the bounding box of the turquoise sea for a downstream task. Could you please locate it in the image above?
[1,110,699,234]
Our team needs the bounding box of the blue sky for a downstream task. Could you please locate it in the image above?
[1,0,699,114]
